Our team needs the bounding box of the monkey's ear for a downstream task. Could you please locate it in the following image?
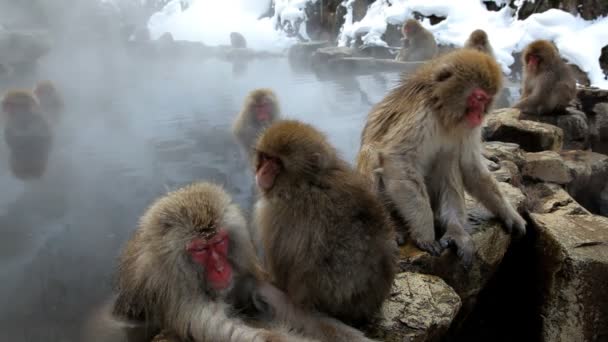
[434,66,453,82]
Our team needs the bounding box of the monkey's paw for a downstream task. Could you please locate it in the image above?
[414,239,444,256]
[439,232,474,269]
[503,212,526,237]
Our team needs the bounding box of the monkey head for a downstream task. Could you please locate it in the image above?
[254,120,338,192]
[1,89,39,117]
[34,80,63,110]
[425,49,502,129]
[159,32,174,42]
[468,29,488,47]
[522,39,559,74]
[402,19,422,36]
[138,183,250,295]
[247,88,279,123]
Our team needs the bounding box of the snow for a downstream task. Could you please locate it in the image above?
[146,0,608,88]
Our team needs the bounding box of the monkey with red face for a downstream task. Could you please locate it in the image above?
[83,182,377,342]
[358,49,526,267]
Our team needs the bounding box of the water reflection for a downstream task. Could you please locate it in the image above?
[0,45,398,340]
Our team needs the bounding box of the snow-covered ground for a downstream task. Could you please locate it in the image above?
[146,0,608,88]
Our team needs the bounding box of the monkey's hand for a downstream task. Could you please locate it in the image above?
[501,209,526,237]
[439,226,474,269]
[414,238,444,256]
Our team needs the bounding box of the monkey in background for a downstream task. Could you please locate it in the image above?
[34,80,64,124]
[357,49,526,266]
[464,29,494,57]
[84,182,376,342]
[513,39,576,115]
[230,32,247,48]
[232,88,281,162]
[395,19,438,62]
[1,90,52,180]
[254,120,397,326]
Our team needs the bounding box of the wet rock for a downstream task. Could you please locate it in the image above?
[561,150,608,216]
[358,45,396,59]
[482,141,526,168]
[530,212,608,342]
[577,86,608,112]
[521,107,590,150]
[382,23,402,47]
[524,182,590,215]
[287,41,331,61]
[400,182,526,324]
[522,151,573,184]
[483,108,564,152]
[326,57,423,75]
[311,46,357,64]
[368,272,461,342]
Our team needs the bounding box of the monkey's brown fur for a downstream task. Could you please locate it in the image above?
[2,89,52,180]
[232,88,281,161]
[357,49,526,265]
[254,120,398,325]
[464,29,494,57]
[513,39,576,115]
[395,19,437,62]
[34,80,64,123]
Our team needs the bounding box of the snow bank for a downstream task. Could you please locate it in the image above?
[146,0,608,87]
[147,0,296,52]
[339,0,608,87]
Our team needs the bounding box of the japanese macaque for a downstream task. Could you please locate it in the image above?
[357,49,526,266]
[232,88,281,162]
[254,120,398,325]
[230,32,247,48]
[1,90,52,180]
[33,80,64,124]
[513,39,577,115]
[395,19,438,62]
[84,182,376,342]
[464,29,494,57]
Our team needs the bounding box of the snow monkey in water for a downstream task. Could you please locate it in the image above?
[33,80,64,124]
[357,49,526,267]
[513,39,576,116]
[464,29,494,57]
[395,19,438,62]
[254,120,398,326]
[83,182,378,342]
[1,89,53,180]
[232,88,281,162]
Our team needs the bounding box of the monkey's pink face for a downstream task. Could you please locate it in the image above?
[465,88,491,128]
[526,54,539,71]
[254,100,272,122]
[255,153,281,191]
[186,230,233,290]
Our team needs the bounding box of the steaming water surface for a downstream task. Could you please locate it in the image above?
[0,47,400,341]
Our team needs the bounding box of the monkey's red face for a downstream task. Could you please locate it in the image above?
[465,88,490,128]
[256,153,281,191]
[526,54,539,71]
[255,101,272,122]
[186,230,233,290]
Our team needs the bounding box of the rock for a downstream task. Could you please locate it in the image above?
[483,108,564,152]
[568,63,591,86]
[326,57,423,75]
[382,23,402,47]
[522,151,572,184]
[493,160,522,186]
[521,107,590,150]
[400,182,526,324]
[482,141,526,167]
[593,102,608,141]
[530,212,608,342]
[524,182,590,215]
[358,45,395,59]
[287,41,330,62]
[367,272,461,342]
[561,150,608,215]
[577,86,608,112]
[311,46,357,64]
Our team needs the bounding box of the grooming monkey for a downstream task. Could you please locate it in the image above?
[230,32,247,48]
[513,39,576,115]
[84,182,375,342]
[254,120,398,325]
[33,80,64,124]
[395,19,438,62]
[1,90,52,180]
[464,29,494,57]
[232,88,281,162]
[357,49,526,266]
